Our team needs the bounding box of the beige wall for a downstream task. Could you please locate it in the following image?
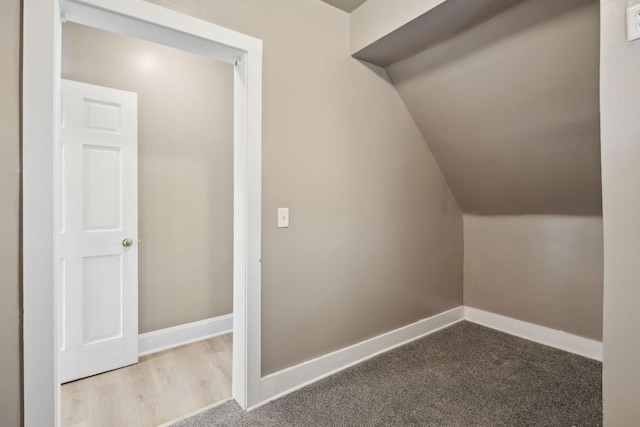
[0,0,22,425]
[14,0,616,422]
[62,23,235,333]
[464,215,603,340]
[9,1,461,419]
[149,0,463,374]
[601,0,640,423]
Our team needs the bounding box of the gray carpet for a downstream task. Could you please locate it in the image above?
[172,321,602,426]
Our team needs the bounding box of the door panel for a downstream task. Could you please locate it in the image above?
[59,79,138,383]
[82,254,123,344]
[83,145,122,230]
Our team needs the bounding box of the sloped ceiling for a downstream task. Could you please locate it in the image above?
[321,0,367,13]
[384,0,601,215]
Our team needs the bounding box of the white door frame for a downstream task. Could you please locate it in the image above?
[22,1,263,425]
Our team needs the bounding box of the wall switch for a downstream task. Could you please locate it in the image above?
[277,208,289,228]
[627,3,640,42]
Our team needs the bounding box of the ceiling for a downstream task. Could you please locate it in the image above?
[320,0,368,13]
[353,0,525,67]
[386,0,601,215]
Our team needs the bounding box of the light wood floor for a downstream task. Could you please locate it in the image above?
[62,333,232,427]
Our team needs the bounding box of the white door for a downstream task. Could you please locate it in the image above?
[58,79,138,383]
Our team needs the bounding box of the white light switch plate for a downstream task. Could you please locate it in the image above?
[627,3,640,42]
[277,208,289,228]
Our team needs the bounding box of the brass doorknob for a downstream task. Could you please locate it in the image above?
[122,237,134,247]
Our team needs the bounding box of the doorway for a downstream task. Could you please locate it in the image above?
[58,22,237,424]
[22,1,263,425]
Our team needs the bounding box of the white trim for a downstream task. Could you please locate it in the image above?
[254,306,602,410]
[23,0,263,424]
[257,307,465,409]
[234,49,263,409]
[464,307,603,361]
[61,0,261,61]
[23,0,62,425]
[138,314,233,357]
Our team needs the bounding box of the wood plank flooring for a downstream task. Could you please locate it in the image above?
[61,333,232,427]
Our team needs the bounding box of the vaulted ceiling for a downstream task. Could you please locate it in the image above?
[358,0,602,216]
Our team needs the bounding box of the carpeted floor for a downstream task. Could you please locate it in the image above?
[172,321,602,426]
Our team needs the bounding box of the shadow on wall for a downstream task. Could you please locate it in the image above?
[386,0,601,216]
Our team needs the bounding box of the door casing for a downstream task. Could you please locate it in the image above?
[22,1,263,425]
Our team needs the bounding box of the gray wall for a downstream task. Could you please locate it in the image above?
[62,22,235,333]
[464,215,603,340]
[0,0,22,425]
[386,0,603,340]
[601,0,640,423]
[149,0,463,375]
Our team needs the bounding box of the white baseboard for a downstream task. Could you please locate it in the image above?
[254,305,602,409]
[258,306,465,407]
[138,314,233,356]
[464,307,602,361]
